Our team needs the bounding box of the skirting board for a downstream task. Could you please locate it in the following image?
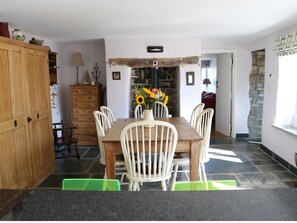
[259,144,297,176]
[235,133,249,139]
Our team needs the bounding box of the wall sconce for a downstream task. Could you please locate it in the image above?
[147,46,163,53]
[72,52,84,85]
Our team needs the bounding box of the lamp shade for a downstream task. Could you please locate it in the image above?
[203,78,211,85]
[72,52,84,66]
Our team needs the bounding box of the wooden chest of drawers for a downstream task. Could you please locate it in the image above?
[70,85,102,145]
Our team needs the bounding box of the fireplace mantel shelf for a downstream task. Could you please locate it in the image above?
[107,56,200,68]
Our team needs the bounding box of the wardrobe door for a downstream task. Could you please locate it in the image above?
[23,49,55,186]
[0,43,33,188]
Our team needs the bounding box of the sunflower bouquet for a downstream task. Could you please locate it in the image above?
[134,87,168,110]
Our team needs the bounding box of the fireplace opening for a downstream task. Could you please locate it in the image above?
[130,66,179,117]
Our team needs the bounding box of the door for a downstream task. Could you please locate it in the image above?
[216,53,233,136]
[23,48,55,185]
[0,43,33,188]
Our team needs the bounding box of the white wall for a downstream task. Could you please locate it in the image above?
[201,41,251,137]
[58,40,106,122]
[105,37,201,121]
[179,64,201,121]
[249,23,297,167]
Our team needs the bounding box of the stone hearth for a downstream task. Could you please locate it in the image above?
[130,67,178,117]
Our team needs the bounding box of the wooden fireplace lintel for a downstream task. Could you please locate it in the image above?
[108,56,200,68]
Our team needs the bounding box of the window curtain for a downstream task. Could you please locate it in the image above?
[273,31,297,56]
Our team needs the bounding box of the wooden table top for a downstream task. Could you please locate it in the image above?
[103,117,203,142]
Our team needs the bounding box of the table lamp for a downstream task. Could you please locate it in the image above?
[72,52,84,85]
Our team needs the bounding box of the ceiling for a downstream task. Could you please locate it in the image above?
[1,0,297,43]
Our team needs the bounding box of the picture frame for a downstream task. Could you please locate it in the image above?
[186,72,195,85]
[112,71,121,80]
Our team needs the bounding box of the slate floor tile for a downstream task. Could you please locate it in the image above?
[251,160,278,165]
[38,173,90,189]
[244,153,272,161]
[236,172,282,185]
[40,131,297,191]
[54,159,95,174]
[256,164,288,172]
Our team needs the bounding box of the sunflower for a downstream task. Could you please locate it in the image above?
[133,86,168,110]
[163,95,169,105]
[136,95,145,104]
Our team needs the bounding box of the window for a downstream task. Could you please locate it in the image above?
[275,54,297,127]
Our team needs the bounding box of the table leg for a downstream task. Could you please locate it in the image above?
[190,140,201,181]
[104,142,116,179]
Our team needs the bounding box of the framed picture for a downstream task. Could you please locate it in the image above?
[112,72,121,80]
[186,72,195,85]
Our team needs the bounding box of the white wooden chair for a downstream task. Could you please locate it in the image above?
[189,103,205,129]
[134,104,143,118]
[153,101,169,118]
[100,106,116,127]
[120,120,178,191]
[171,108,214,190]
[93,111,126,181]
[169,103,205,182]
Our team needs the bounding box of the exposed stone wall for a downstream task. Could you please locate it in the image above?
[248,50,265,140]
[130,67,178,117]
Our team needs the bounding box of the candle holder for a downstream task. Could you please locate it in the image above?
[92,62,101,84]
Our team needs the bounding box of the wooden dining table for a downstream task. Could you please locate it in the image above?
[102,117,203,181]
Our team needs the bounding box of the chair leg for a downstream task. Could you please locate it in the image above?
[170,163,179,191]
[132,181,139,191]
[184,170,190,181]
[74,142,80,160]
[67,144,71,154]
[198,163,202,180]
[128,181,133,191]
[201,163,207,181]
[161,180,167,191]
[120,173,125,183]
[103,169,107,179]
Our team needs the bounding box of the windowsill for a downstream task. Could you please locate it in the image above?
[272,124,297,136]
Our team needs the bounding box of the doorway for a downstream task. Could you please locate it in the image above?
[202,53,234,137]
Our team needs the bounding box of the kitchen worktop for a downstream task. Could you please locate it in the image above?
[1,188,296,221]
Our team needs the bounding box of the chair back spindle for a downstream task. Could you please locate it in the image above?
[189,103,205,130]
[153,101,169,118]
[134,104,143,118]
[120,120,178,191]
[100,106,116,127]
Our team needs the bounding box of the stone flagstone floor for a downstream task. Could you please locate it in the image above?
[38,132,297,191]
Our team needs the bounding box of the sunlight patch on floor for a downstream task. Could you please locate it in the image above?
[209,148,243,163]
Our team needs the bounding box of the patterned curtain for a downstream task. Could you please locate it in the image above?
[273,31,297,56]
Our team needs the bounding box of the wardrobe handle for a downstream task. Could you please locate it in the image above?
[37,113,39,119]
[27,117,32,123]
[14,120,17,127]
